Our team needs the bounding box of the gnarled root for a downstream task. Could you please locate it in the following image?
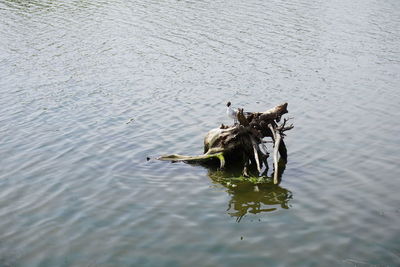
[272,127,282,184]
[157,152,226,169]
[157,103,293,184]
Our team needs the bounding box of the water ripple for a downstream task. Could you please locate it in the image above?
[1,0,400,265]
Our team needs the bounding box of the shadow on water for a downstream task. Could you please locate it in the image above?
[206,160,293,222]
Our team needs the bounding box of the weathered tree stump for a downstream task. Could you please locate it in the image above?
[158,103,293,184]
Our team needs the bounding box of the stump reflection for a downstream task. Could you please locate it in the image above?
[207,160,292,222]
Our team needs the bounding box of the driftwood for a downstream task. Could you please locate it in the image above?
[158,103,293,184]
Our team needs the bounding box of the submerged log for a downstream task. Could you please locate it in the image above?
[158,103,293,184]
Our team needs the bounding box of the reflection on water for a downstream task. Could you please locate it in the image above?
[207,160,292,222]
[226,184,292,222]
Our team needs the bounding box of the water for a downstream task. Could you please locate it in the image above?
[1,0,400,265]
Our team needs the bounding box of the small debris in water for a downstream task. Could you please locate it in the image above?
[126,118,135,124]
[146,157,150,161]
[240,236,243,240]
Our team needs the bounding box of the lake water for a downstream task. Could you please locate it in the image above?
[1,0,400,266]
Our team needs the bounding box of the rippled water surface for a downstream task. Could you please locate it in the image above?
[1,0,400,266]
